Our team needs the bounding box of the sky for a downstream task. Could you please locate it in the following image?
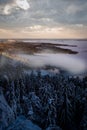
[0,0,87,39]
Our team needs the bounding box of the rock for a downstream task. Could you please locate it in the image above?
[7,116,42,130]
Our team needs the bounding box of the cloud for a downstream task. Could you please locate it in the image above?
[16,0,30,10]
[0,0,87,38]
[0,0,14,5]
[66,5,82,14]
[3,5,12,15]
[0,0,30,15]
[0,0,87,24]
[23,25,64,33]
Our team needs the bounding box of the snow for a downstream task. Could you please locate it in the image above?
[0,72,87,130]
[7,116,42,130]
[0,87,14,129]
[0,39,87,130]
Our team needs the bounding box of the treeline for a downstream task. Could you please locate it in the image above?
[0,72,87,130]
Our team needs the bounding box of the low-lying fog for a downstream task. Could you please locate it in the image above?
[0,52,86,75]
[17,53,86,74]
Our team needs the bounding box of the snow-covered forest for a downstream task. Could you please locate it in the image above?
[0,72,87,130]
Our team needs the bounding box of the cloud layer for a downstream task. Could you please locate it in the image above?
[0,0,87,38]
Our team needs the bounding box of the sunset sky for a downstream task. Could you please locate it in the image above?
[0,0,87,39]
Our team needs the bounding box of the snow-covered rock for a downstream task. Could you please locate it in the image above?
[0,87,14,130]
[7,116,42,130]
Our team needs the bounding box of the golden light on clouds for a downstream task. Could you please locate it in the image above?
[0,25,87,39]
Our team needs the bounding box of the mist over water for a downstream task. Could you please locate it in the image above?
[0,39,87,75]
